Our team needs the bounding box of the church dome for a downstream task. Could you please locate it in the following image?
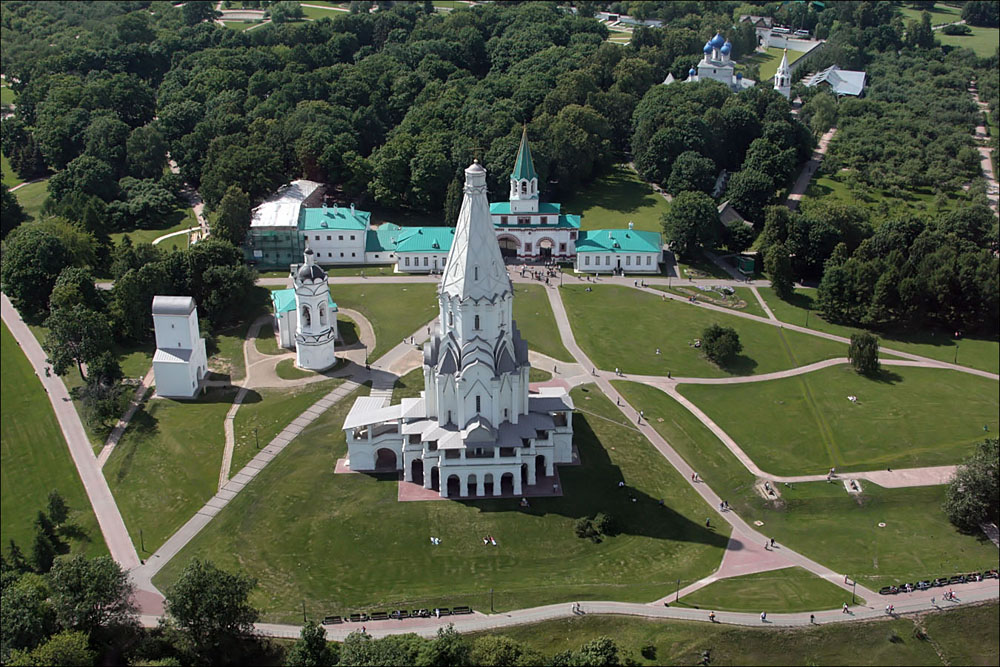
[720,42,732,55]
[736,72,743,80]
[297,251,327,282]
[689,67,697,77]
[711,33,725,48]
[703,41,713,54]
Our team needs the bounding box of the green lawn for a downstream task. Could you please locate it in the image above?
[899,3,961,27]
[803,173,964,219]
[328,283,438,360]
[937,26,1000,58]
[654,285,768,319]
[391,367,425,402]
[758,287,1000,375]
[208,303,273,384]
[0,84,15,106]
[153,385,728,622]
[104,389,237,554]
[2,151,23,188]
[12,178,49,221]
[561,164,670,233]
[231,380,341,474]
[512,284,573,362]
[529,367,553,382]
[612,381,999,587]
[301,5,343,20]
[680,364,998,475]
[748,46,806,81]
[254,321,282,355]
[110,206,198,248]
[476,603,999,666]
[274,358,316,380]
[1,322,107,558]
[562,284,848,377]
[677,567,857,613]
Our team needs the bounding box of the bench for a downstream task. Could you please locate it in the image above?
[413,609,430,618]
[348,613,366,623]
[436,608,452,617]
[452,606,472,615]
[390,610,410,620]
[369,611,389,621]
[322,616,343,625]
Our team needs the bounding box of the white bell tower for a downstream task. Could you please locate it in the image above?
[293,247,337,371]
[774,49,792,99]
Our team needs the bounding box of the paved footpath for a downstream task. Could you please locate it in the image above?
[785,127,836,211]
[97,367,155,468]
[2,293,141,569]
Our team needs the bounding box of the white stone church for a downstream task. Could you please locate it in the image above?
[342,160,575,499]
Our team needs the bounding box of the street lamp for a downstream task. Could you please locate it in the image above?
[489,588,494,613]
[954,344,959,365]
[254,427,259,450]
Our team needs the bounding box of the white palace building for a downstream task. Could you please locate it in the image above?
[342,160,575,499]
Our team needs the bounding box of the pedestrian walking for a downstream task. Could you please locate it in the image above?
[931,596,935,606]
[842,602,848,613]
[764,541,769,551]
[770,537,775,548]
[760,611,767,622]
[709,611,716,622]
[705,517,711,528]
[809,614,815,624]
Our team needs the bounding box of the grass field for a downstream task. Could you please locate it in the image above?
[110,206,198,248]
[512,284,573,362]
[475,603,999,666]
[12,178,49,221]
[937,26,1000,57]
[2,151,22,188]
[758,287,1000,375]
[529,367,553,382]
[328,283,438,360]
[803,173,965,219]
[677,567,856,613]
[899,3,961,26]
[153,385,728,622]
[1,323,107,558]
[231,380,341,474]
[254,322,282,356]
[612,381,999,587]
[104,389,238,554]
[679,364,999,474]
[0,83,15,106]
[392,367,425,401]
[561,164,670,234]
[561,284,848,378]
[741,46,806,81]
[301,5,342,20]
[274,358,316,380]
[654,285,768,319]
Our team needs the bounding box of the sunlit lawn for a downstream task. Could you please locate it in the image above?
[937,26,1000,57]
[679,364,999,474]
[562,164,670,234]
[677,567,857,612]
[562,284,848,377]
[612,380,999,588]
[329,283,438,359]
[758,287,1000,375]
[12,178,49,220]
[1,323,107,558]
[512,284,573,362]
[153,385,728,622]
[2,151,23,188]
[110,207,198,247]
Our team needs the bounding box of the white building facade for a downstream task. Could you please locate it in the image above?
[774,49,792,98]
[343,161,574,498]
[666,32,756,92]
[151,296,207,398]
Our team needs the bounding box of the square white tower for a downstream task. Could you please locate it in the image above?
[152,296,208,399]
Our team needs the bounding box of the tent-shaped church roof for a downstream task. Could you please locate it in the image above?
[510,126,537,181]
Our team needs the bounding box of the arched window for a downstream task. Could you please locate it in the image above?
[521,181,527,194]
[319,306,327,326]
[474,266,479,280]
[301,305,311,327]
[474,315,480,330]
[475,395,481,413]
[448,311,453,327]
[531,181,535,194]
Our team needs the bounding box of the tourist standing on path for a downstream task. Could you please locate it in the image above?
[760,611,767,622]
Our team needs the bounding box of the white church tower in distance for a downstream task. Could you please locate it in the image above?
[774,49,792,99]
[508,126,539,214]
[292,247,337,371]
[343,160,574,499]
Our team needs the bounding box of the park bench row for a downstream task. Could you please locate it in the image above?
[322,606,473,625]
[878,568,997,596]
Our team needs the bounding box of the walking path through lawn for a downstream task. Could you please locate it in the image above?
[152,226,199,246]
[1,294,140,569]
[97,368,155,468]
[969,80,999,212]
[785,127,837,211]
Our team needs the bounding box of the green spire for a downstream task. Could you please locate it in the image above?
[511,126,537,181]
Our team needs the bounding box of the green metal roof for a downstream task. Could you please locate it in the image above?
[511,126,537,181]
[365,223,402,253]
[271,288,337,314]
[394,226,455,253]
[575,229,662,253]
[300,205,371,231]
[490,202,562,215]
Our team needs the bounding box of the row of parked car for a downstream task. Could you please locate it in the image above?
[322,606,474,625]
[878,569,998,595]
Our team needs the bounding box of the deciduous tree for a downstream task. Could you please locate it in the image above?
[847,332,879,375]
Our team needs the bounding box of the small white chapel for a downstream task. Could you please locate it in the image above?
[342,160,575,499]
[269,248,339,371]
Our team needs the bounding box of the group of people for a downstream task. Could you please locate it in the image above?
[481,535,498,546]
